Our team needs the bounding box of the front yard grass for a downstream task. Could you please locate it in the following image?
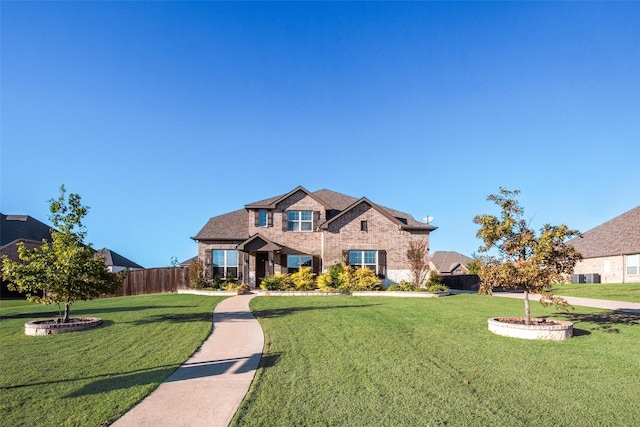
[553,283,640,302]
[0,294,226,427]
[233,294,640,427]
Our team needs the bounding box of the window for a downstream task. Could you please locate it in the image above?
[258,209,268,227]
[287,255,312,273]
[349,250,377,271]
[212,250,238,278]
[287,210,313,231]
[627,254,640,275]
[360,220,368,232]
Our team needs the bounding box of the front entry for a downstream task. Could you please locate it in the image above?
[255,253,268,287]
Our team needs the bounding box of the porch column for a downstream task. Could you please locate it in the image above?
[242,252,250,284]
[268,251,275,276]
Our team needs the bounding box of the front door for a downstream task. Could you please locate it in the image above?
[256,253,268,287]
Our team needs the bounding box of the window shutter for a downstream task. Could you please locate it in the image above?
[282,212,288,231]
[342,250,350,265]
[313,256,321,276]
[377,250,387,278]
[268,211,273,227]
[205,250,212,265]
[313,211,321,230]
[254,210,260,227]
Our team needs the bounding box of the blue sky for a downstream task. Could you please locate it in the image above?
[2,1,638,268]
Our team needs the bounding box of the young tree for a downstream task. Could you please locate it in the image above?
[407,240,430,289]
[473,188,582,325]
[2,185,123,323]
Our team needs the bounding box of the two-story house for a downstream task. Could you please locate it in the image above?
[192,186,436,288]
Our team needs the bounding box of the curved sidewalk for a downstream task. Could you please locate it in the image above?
[490,292,640,313]
[113,293,264,427]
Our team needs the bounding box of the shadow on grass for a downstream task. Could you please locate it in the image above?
[66,353,267,397]
[128,312,211,325]
[1,305,197,320]
[0,364,180,392]
[557,310,640,334]
[252,303,380,319]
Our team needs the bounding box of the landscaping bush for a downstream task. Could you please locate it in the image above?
[337,264,381,291]
[223,283,251,292]
[317,263,343,291]
[424,271,449,292]
[290,267,316,291]
[386,280,415,292]
[259,274,292,291]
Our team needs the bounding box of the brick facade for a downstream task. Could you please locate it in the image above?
[193,187,435,288]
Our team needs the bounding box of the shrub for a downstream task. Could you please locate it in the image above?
[424,271,449,292]
[290,267,316,291]
[223,283,251,292]
[259,274,291,291]
[317,263,343,291]
[352,268,382,290]
[189,259,210,289]
[387,280,415,292]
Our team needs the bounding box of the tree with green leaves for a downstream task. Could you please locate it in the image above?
[473,188,582,325]
[2,185,123,323]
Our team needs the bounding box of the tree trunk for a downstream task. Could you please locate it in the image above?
[523,290,531,325]
[63,302,71,323]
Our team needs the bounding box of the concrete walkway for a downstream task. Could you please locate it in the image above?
[484,291,640,313]
[113,293,264,427]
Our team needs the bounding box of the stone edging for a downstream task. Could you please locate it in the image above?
[487,317,573,341]
[179,289,450,298]
[25,317,103,336]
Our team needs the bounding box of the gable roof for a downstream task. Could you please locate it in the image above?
[97,248,144,269]
[1,213,53,247]
[430,251,473,273]
[193,187,435,241]
[569,206,640,258]
[245,186,330,210]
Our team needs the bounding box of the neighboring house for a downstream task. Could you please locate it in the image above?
[192,186,436,288]
[430,251,473,275]
[570,206,640,283]
[96,248,144,272]
[179,256,197,268]
[1,213,142,294]
[0,214,53,262]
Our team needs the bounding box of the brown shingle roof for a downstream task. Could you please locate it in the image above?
[569,206,640,258]
[431,251,473,273]
[194,187,435,240]
[192,209,249,241]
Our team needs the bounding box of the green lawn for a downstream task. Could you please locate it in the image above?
[233,294,640,427]
[552,283,640,302]
[0,294,226,427]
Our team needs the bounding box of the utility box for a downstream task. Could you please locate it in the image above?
[585,273,601,284]
[571,274,586,284]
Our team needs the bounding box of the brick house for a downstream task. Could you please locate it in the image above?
[192,186,436,288]
[430,251,473,275]
[570,206,640,283]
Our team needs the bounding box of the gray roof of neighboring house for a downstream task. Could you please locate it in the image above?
[193,187,434,241]
[97,248,144,269]
[568,206,640,258]
[431,251,473,273]
[1,213,53,247]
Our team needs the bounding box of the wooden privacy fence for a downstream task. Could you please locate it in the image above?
[440,274,481,291]
[116,267,190,296]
